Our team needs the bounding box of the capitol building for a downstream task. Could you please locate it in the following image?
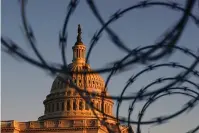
[1,25,133,133]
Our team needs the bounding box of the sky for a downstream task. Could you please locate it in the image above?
[1,0,199,133]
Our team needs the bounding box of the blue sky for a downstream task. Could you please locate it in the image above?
[1,0,199,133]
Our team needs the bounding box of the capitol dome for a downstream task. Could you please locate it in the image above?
[50,62,105,94]
[38,25,114,122]
[1,24,132,133]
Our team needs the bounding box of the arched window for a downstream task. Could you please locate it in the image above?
[67,100,70,111]
[79,100,83,110]
[73,100,77,110]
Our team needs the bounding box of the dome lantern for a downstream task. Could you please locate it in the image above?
[72,24,86,64]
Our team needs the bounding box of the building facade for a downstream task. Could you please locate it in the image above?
[1,25,133,133]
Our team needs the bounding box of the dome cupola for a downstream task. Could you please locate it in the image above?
[72,24,86,64]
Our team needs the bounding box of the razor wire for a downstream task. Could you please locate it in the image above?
[1,0,199,133]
